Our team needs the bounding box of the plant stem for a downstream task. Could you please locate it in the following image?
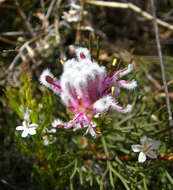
[150,0,173,126]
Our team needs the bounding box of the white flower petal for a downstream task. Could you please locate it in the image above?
[138,152,147,163]
[16,126,25,131]
[21,130,28,138]
[71,3,81,9]
[43,139,49,146]
[30,123,38,128]
[88,127,97,138]
[22,121,28,127]
[48,128,56,133]
[140,136,147,145]
[151,140,160,150]
[131,144,142,152]
[73,123,81,131]
[146,150,157,159]
[28,128,36,135]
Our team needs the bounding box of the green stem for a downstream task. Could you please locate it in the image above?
[101,136,109,157]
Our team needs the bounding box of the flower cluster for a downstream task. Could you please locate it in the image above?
[62,1,82,23]
[16,108,38,138]
[131,136,160,163]
[39,46,137,137]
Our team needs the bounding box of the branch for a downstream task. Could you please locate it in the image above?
[45,0,57,19]
[13,0,35,37]
[150,0,173,126]
[0,36,17,46]
[0,31,24,36]
[86,0,173,31]
[97,153,173,161]
[8,32,47,71]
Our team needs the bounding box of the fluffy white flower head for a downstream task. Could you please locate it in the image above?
[39,46,137,137]
[60,48,106,106]
[131,136,160,163]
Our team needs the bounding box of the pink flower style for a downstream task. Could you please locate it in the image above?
[39,47,137,137]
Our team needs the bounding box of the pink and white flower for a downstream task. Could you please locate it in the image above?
[39,47,137,137]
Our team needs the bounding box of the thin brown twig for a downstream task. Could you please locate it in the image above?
[145,73,162,90]
[86,0,173,31]
[0,36,17,46]
[0,4,15,9]
[54,0,62,43]
[46,0,57,19]
[0,31,24,36]
[8,32,47,71]
[13,0,35,37]
[40,0,45,12]
[149,80,173,100]
[150,0,173,126]
[160,80,173,90]
[96,153,173,162]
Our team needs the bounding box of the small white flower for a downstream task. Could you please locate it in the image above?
[61,1,87,23]
[43,128,57,145]
[62,10,81,23]
[131,136,160,163]
[41,126,57,146]
[70,2,81,9]
[16,120,38,138]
